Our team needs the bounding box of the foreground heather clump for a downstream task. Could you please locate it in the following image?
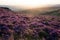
[0,7,60,40]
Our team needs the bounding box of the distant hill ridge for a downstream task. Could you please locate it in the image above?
[0,6,60,16]
[41,8,60,16]
[0,7,11,10]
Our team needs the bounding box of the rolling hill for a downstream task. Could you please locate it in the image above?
[21,4,60,16]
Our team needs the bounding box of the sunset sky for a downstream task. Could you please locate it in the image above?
[0,0,60,9]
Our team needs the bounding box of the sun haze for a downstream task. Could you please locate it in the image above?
[0,0,60,9]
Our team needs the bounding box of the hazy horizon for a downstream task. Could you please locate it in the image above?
[0,0,60,10]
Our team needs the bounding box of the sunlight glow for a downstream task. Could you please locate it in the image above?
[0,0,60,9]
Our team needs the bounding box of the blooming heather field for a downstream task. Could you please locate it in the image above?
[0,7,60,40]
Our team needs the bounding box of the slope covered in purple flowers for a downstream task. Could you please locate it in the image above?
[0,7,60,40]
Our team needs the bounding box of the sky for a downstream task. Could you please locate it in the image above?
[0,0,60,9]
